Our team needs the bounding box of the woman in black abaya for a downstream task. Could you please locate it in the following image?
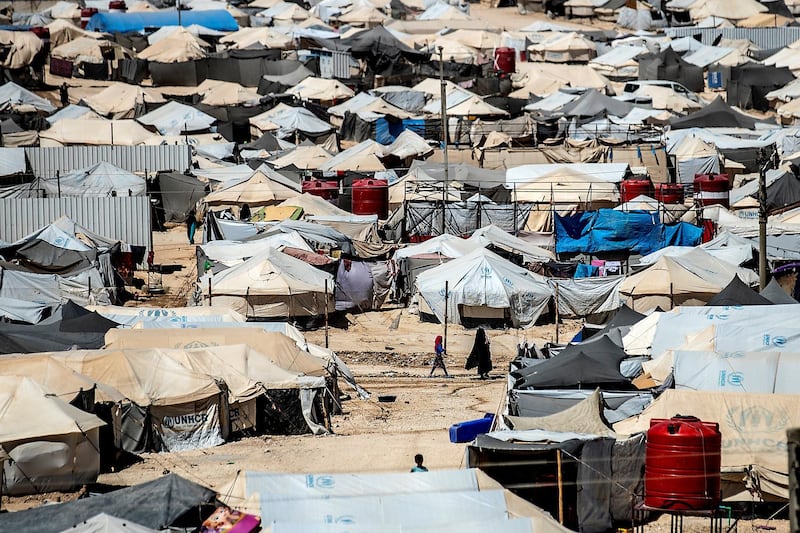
[466,327,492,379]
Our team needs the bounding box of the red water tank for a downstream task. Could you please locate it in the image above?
[620,178,654,203]
[80,8,98,28]
[694,173,730,208]
[494,47,516,75]
[645,416,721,511]
[108,0,128,11]
[655,183,685,205]
[302,180,339,203]
[352,178,389,219]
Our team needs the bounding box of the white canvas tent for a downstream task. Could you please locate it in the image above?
[203,169,299,208]
[415,248,552,328]
[35,161,146,197]
[137,100,216,135]
[201,247,334,319]
[0,376,105,495]
[672,134,721,184]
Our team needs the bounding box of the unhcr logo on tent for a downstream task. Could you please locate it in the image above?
[762,334,787,348]
[324,515,355,524]
[718,370,743,387]
[725,406,788,433]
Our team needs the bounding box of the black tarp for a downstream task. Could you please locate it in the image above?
[762,0,794,17]
[727,63,795,111]
[512,335,630,389]
[0,301,118,353]
[577,438,615,533]
[706,275,772,306]
[0,474,217,533]
[0,239,97,274]
[155,172,208,223]
[760,277,799,304]
[637,47,704,93]
[561,89,634,118]
[766,170,800,211]
[340,25,429,74]
[670,96,764,130]
[257,60,314,95]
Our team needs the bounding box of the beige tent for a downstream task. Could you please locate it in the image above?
[528,32,596,63]
[53,348,225,452]
[614,389,798,499]
[220,27,293,49]
[198,79,262,106]
[39,119,155,146]
[0,30,43,69]
[279,192,350,217]
[259,2,310,20]
[203,169,298,208]
[633,85,702,113]
[510,62,610,98]
[424,38,479,64]
[288,77,355,102]
[320,139,386,172]
[51,36,132,65]
[0,376,105,495]
[268,145,332,170]
[687,0,767,21]
[336,6,387,25]
[446,29,501,50]
[447,94,509,117]
[200,247,335,319]
[738,12,794,27]
[105,328,330,377]
[512,167,620,207]
[47,19,107,48]
[506,389,616,437]
[138,27,207,62]
[618,248,759,311]
[83,82,165,119]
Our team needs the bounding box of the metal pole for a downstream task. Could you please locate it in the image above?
[56,170,61,198]
[207,277,212,306]
[443,280,449,354]
[177,0,182,25]
[324,279,330,349]
[439,46,449,235]
[758,149,769,290]
[554,283,559,344]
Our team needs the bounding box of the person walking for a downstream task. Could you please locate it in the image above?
[410,454,428,472]
[186,209,197,244]
[429,335,449,377]
[466,327,492,379]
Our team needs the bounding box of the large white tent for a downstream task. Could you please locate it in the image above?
[416,247,552,328]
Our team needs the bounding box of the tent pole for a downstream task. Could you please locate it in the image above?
[443,280,449,354]
[554,283,559,344]
[439,46,449,236]
[324,279,330,349]
[758,149,769,290]
[669,282,673,309]
[556,449,564,524]
[208,277,212,306]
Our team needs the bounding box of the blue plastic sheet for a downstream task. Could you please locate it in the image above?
[555,209,702,255]
[86,10,239,33]
[574,263,599,278]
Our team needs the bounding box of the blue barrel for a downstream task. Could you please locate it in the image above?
[449,413,495,443]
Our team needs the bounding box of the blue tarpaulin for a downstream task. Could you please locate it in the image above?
[86,10,239,33]
[555,209,703,255]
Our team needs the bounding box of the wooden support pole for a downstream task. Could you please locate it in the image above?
[557,449,564,525]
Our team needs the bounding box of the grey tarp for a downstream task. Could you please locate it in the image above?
[548,276,624,318]
[559,89,634,118]
[0,474,216,533]
[637,47,704,92]
[760,278,798,304]
[510,389,653,424]
[157,172,208,222]
[705,275,772,306]
[670,96,766,130]
[577,438,615,533]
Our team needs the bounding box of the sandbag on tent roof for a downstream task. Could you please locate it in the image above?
[613,389,798,498]
[0,81,55,113]
[58,513,157,533]
[0,474,217,533]
[670,96,766,130]
[137,100,215,135]
[705,274,772,306]
[760,277,799,304]
[105,328,330,377]
[0,376,105,496]
[506,389,616,437]
[35,161,146,197]
[618,248,760,311]
[415,247,553,329]
[200,247,334,319]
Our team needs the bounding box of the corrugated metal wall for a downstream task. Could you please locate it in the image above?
[25,145,192,179]
[0,197,152,248]
[664,27,800,50]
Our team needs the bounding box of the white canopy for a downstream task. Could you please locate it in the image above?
[137,101,216,135]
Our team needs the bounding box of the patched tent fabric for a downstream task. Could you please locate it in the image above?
[415,247,553,329]
[0,376,105,495]
[614,389,798,498]
[0,474,216,533]
[506,389,616,437]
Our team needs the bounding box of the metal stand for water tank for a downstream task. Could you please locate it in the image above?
[147,264,165,294]
[632,504,729,533]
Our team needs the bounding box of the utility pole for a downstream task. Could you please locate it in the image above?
[758,148,770,290]
[439,46,449,236]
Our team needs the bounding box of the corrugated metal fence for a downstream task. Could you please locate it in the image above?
[0,196,152,248]
[664,27,800,50]
[24,145,192,179]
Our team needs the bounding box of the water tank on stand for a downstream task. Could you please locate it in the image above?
[80,8,98,28]
[494,47,516,75]
[352,178,389,219]
[655,183,685,205]
[645,416,722,511]
[694,173,730,208]
[620,178,654,202]
[302,180,339,204]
